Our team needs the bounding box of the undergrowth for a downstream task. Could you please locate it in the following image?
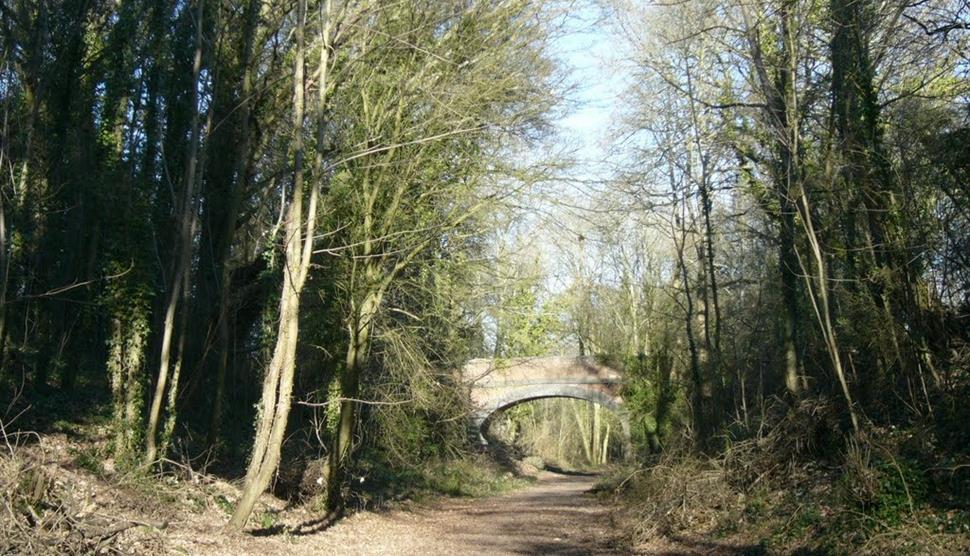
[600,398,970,555]
[311,451,533,512]
[0,421,169,554]
[1,391,535,554]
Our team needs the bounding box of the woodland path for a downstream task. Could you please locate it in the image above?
[302,471,623,555]
[187,471,627,555]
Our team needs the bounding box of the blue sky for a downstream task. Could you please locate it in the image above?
[552,2,628,176]
[534,2,632,293]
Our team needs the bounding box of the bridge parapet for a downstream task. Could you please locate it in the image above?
[463,356,622,388]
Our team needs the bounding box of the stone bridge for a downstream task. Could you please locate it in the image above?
[462,356,627,446]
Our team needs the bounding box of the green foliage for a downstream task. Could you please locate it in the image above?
[497,288,563,358]
[868,459,928,526]
[214,495,234,516]
[349,453,528,507]
[324,380,342,438]
[743,492,768,521]
[102,263,152,466]
[258,511,278,530]
[620,349,685,455]
[70,444,107,476]
[838,441,934,527]
[421,458,528,498]
[488,398,627,470]
[0,0,967,549]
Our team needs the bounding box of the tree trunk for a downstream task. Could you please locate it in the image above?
[742,0,805,397]
[601,422,611,465]
[228,0,323,529]
[588,402,603,465]
[145,0,206,464]
[208,0,260,451]
[672,193,706,444]
[795,189,860,432]
[327,285,381,511]
[570,401,593,465]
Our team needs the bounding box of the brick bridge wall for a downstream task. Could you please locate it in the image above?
[461,356,627,446]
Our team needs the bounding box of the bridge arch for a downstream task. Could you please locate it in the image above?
[470,385,630,449]
[462,356,630,454]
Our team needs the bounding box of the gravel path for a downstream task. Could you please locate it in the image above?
[185,471,626,555]
[310,471,625,555]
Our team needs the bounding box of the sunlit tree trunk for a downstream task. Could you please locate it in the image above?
[228,0,325,529]
[589,403,606,465]
[741,0,805,397]
[570,401,594,464]
[795,188,860,432]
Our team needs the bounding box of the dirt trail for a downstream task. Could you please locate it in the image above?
[182,471,626,555]
[313,471,624,555]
